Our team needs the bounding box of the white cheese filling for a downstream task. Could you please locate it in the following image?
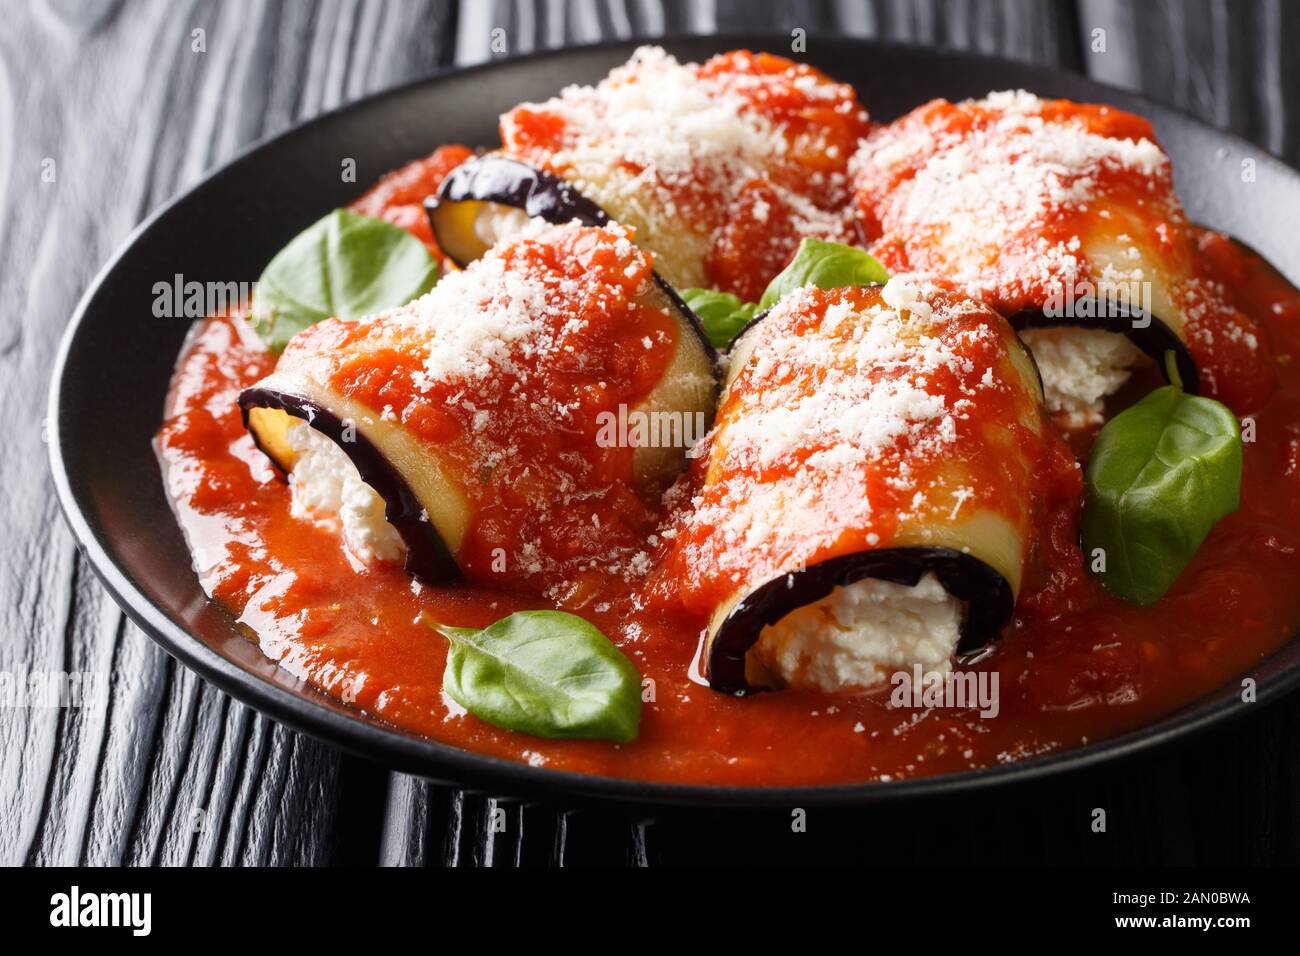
[1019,326,1143,427]
[473,204,532,251]
[752,572,962,692]
[284,419,406,566]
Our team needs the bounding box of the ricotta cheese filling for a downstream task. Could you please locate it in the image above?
[284,419,406,566]
[472,204,532,251]
[752,572,963,692]
[1019,326,1144,426]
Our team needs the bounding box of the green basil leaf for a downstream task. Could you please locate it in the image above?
[678,240,888,348]
[1081,384,1243,605]
[250,208,439,352]
[679,288,758,349]
[422,610,642,743]
[757,238,891,311]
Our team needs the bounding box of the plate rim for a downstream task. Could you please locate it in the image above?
[47,32,1300,810]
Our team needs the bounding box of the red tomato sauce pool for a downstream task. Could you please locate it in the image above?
[153,150,1300,786]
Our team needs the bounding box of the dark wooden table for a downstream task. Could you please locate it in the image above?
[5,0,1299,867]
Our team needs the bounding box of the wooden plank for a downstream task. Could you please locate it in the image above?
[0,0,188,870]
[0,0,460,867]
[1078,0,1299,158]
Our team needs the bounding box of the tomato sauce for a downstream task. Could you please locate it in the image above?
[154,144,1300,787]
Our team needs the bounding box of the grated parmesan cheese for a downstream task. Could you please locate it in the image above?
[851,90,1176,309]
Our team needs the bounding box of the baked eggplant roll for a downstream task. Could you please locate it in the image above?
[240,221,716,588]
[429,46,871,301]
[852,91,1271,421]
[658,276,1073,694]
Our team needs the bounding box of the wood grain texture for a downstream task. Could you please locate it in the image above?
[0,0,457,868]
[1079,0,1299,157]
[2,0,1297,867]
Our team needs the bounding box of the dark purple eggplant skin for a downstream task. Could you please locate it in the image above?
[1009,301,1200,394]
[426,153,718,363]
[238,386,461,583]
[707,547,1014,695]
[428,155,609,265]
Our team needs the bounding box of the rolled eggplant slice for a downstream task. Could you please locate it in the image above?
[491,45,872,301]
[657,276,1070,694]
[242,220,717,589]
[852,90,1269,420]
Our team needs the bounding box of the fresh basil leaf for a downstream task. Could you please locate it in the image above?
[422,610,642,743]
[1081,383,1242,605]
[678,240,888,348]
[250,208,439,351]
[680,288,758,349]
[758,238,891,311]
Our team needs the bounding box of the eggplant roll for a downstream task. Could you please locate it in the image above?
[431,46,871,302]
[660,276,1070,694]
[852,91,1269,422]
[240,221,717,587]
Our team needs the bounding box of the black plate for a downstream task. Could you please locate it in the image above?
[48,36,1300,809]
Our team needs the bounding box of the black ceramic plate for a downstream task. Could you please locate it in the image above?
[48,36,1300,809]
